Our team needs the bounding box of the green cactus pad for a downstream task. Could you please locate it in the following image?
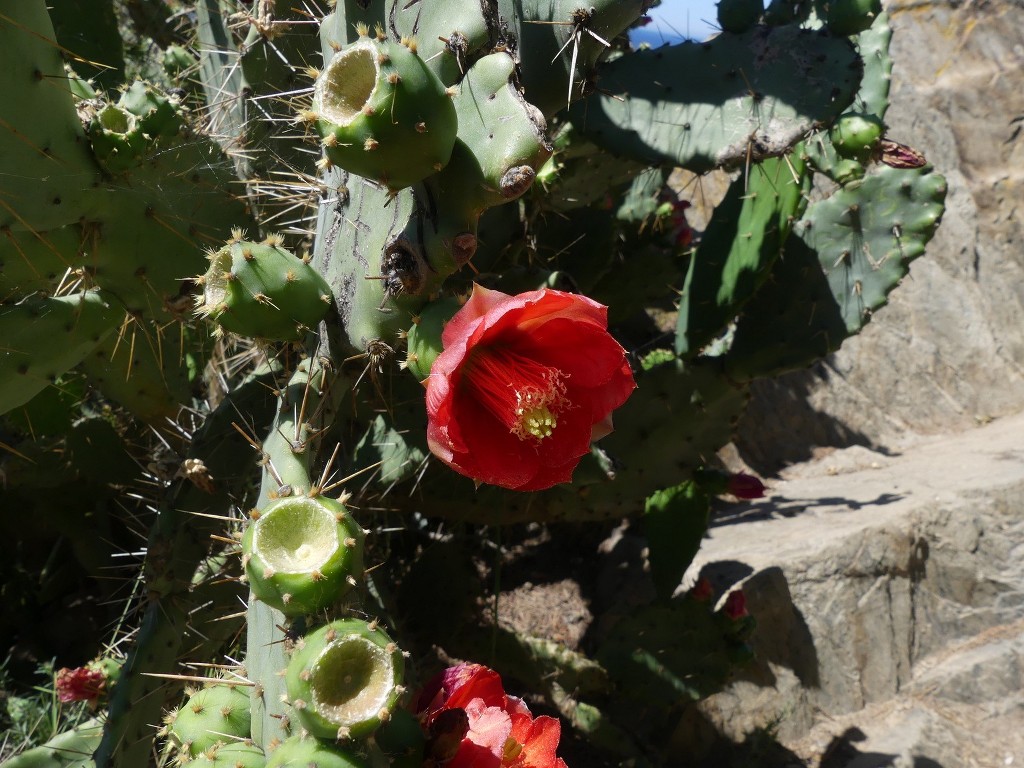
[78,318,207,424]
[242,494,365,617]
[0,1,103,232]
[0,291,122,416]
[818,0,882,35]
[265,735,370,768]
[313,34,457,190]
[196,236,332,342]
[724,165,947,378]
[1,718,103,768]
[0,226,83,298]
[168,684,252,758]
[285,619,405,741]
[676,155,810,357]
[572,25,862,173]
[499,0,647,118]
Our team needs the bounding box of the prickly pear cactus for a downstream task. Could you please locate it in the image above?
[0,2,947,768]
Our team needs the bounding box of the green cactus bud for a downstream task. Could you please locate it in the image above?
[404,296,462,382]
[819,0,882,35]
[311,34,457,190]
[168,684,252,758]
[196,234,333,342]
[830,112,884,160]
[265,735,369,768]
[163,44,197,78]
[285,619,405,741]
[717,0,764,32]
[242,495,365,617]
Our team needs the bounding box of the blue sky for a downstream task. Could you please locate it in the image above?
[630,0,721,44]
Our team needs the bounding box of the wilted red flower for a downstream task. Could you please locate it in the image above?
[416,663,569,768]
[722,590,749,620]
[727,472,766,499]
[425,285,636,491]
[688,577,714,602]
[55,665,107,704]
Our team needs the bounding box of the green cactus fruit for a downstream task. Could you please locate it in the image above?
[372,709,427,768]
[310,31,458,191]
[265,736,370,768]
[819,0,882,35]
[168,684,252,758]
[717,0,764,32]
[446,51,552,214]
[403,296,462,382]
[0,291,122,417]
[163,44,197,78]
[87,82,183,174]
[830,112,884,161]
[285,619,406,741]
[190,741,266,768]
[196,234,333,342]
[764,0,811,25]
[242,495,365,617]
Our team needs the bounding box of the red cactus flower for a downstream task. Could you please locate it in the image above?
[55,665,107,704]
[727,472,766,499]
[417,663,569,768]
[425,285,636,491]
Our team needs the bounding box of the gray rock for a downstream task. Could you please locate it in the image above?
[690,411,1024,765]
[735,0,1024,469]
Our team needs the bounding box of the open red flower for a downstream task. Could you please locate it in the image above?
[425,285,635,491]
[416,663,569,768]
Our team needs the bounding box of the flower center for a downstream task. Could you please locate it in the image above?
[463,346,568,442]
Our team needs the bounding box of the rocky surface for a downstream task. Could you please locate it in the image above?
[735,0,1024,471]
[689,409,1024,767]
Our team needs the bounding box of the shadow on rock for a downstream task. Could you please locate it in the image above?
[734,364,894,476]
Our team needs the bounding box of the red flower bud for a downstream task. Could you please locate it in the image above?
[425,285,636,491]
[688,577,714,602]
[723,590,749,620]
[727,472,766,499]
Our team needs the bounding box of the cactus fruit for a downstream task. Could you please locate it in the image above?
[242,495,365,617]
[167,684,253,758]
[830,112,885,161]
[264,736,370,768]
[285,619,406,741]
[717,0,765,32]
[310,30,458,191]
[189,742,266,768]
[195,234,333,342]
[819,0,883,35]
[402,296,462,382]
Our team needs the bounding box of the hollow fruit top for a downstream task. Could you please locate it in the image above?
[316,41,378,126]
[309,636,395,725]
[252,498,340,573]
